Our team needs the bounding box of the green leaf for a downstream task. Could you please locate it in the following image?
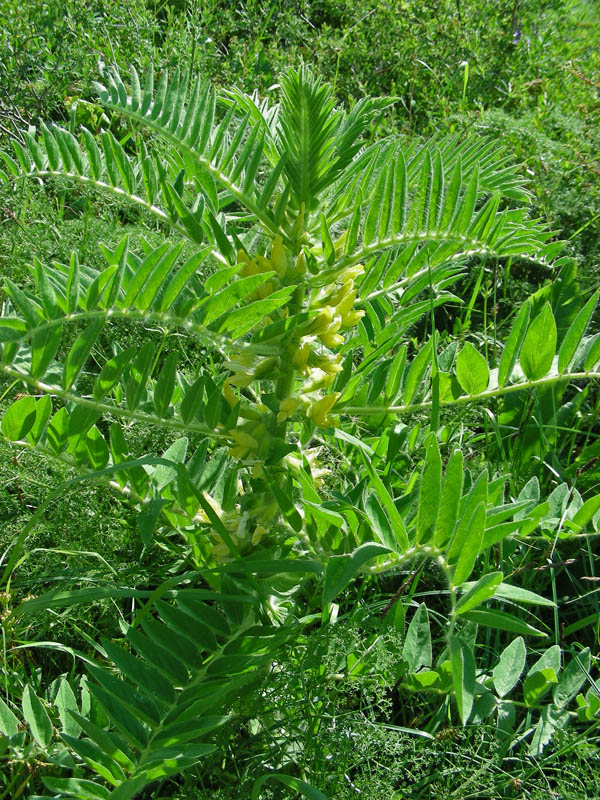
[46,407,70,454]
[528,705,567,757]
[571,495,600,530]
[153,351,178,418]
[360,452,408,551]
[416,433,441,543]
[93,346,136,401]
[492,636,526,697]
[434,448,463,547]
[27,394,53,444]
[1,395,37,441]
[32,323,62,379]
[584,332,600,371]
[42,777,110,800]
[403,338,432,405]
[402,603,432,672]
[558,291,598,373]
[456,571,503,615]
[267,476,303,532]
[101,637,176,704]
[524,667,558,706]
[0,696,19,737]
[491,582,556,608]
[364,492,395,549]
[498,302,530,387]
[55,678,81,738]
[520,303,557,380]
[452,501,486,585]
[553,648,590,709]
[527,644,561,677]
[323,543,391,604]
[450,635,475,725]
[63,318,105,390]
[22,685,53,748]
[455,342,489,395]
[252,774,331,800]
[461,608,545,637]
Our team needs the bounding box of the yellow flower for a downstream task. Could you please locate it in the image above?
[277,396,302,423]
[307,392,340,427]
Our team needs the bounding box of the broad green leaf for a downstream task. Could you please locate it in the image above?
[22,684,53,749]
[0,317,28,342]
[584,332,600,371]
[520,303,557,380]
[498,301,530,387]
[86,687,146,750]
[447,470,488,563]
[126,340,156,410]
[434,448,463,547]
[135,242,186,311]
[68,709,135,771]
[55,678,81,737]
[558,291,598,373]
[93,346,137,400]
[492,582,556,608]
[0,696,19,737]
[160,248,211,312]
[402,603,432,672]
[450,635,475,725]
[416,433,441,543]
[364,492,395,549]
[527,644,561,677]
[42,777,110,800]
[32,323,62,379]
[528,705,567,756]
[460,609,545,636]
[455,342,489,395]
[524,667,558,706]
[46,407,70,454]
[456,571,503,615]
[323,543,391,604]
[86,426,110,470]
[64,318,105,390]
[492,636,526,697]
[1,395,37,441]
[27,394,53,444]
[553,648,590,709]
[452,501,486,585]
[152,437,188,489]
[571,495,600,530]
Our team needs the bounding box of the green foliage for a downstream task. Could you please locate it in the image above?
[1,56,599,800]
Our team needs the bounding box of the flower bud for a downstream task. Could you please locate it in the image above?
[302,306,335,336]
[270,235,288,276]
[292,342,310,371]
[319,331,344,348]
[341,309,365,328]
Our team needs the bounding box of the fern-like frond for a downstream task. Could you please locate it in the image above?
[276,65,389,212]
[315,143,558,299]
[92,66,281,240]
[34,588,292,799]
[335,296,600,417]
